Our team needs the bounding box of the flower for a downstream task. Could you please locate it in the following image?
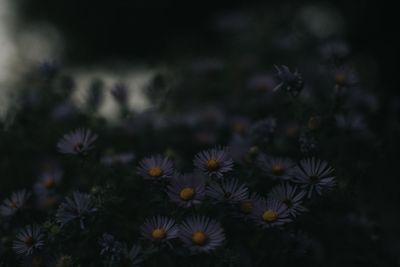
[251,198,291,228]
[231,192,263,220]
[137,155,174,181]
[34,168,63,197]
[194,147,233,178]
[13,225,45,256]
[292,158,336,198]
[268,183,307,217]
[119,245,143,267]
[0,189,31,217]
[56,192,97,229]
[179,216,225,253]
[167,173,206,208]
[257,154,296,180]
[206,179,248,204]
[140,216,178,243]
[273,65,304,96]
[57,128,98,156]
[99,233,143,266]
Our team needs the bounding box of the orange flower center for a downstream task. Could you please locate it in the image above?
[271,164,284,175]
[262,209,278,222]
[24,236,35,247]
[335,73,347,86]
[73,143,83,152]
[180,187,195,200]
[192,231,208,246]
[240,201,253,214]
[206,159,219,171]
[148,166,163,177]
[44,178,56,189]
[151,228,166,240]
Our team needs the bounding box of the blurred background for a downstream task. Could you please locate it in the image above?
[0,0,399,266]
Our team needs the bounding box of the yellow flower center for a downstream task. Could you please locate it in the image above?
[148,166,163,177]
[151,228,166,240]
[262,209,278,222]
[206,159,220,171]
[240,201,253,214]
[271,164,284,175]
[192,231,208,246]
[179,187,195,200]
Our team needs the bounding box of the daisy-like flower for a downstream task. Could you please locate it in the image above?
[179,216,225,253]
[268,183,307,217]
[257,154,296,180]
[0,189,31,217]
[251,198,291,228]
[140,216,178,243]
[232,192,263,220]
[13,225,45,256]
[167,173,206,208]
[119,245,143,267]
[206,179,248,204]
[292,158,336,198]
[99,233,126,262]
[56,192,97,229]
[34,168,63,197]
[137,155,174,181]
[193,147,233,178]
[57,128,98,156]
[273,65,304,96]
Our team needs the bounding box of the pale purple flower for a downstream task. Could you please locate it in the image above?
[13,225,45,256]
[167,173,206,208]
[0,190,31,217]
[274,65,304,96]
[268,183,307,217]
[257,154,296,180]
[194,147,233,178]
[179,216,225,253]
[251,198,291,228]
[140,216,178,243]
[292,158,336,198]
[57,128,98,155]
[206,179,248,204]
[137,155,174,181]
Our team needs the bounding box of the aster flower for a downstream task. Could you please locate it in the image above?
[257,154,296,180]
[140,216,178,243]
[137,155,174,181]
[251,198,291,228]
[273,65,304,96]
[268,183,307,217]
[119,245,143,267]
[292,158,336,198]
[232,192,263,220]
[34,168,63,197]
[193,147,233,178]
[167,173,206,208]
[179,216,225,253]
[13,225,45,256]
[0,189,31,217]
[56,192,97,229]
[57,128,98,156]
[206,179,248,204]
